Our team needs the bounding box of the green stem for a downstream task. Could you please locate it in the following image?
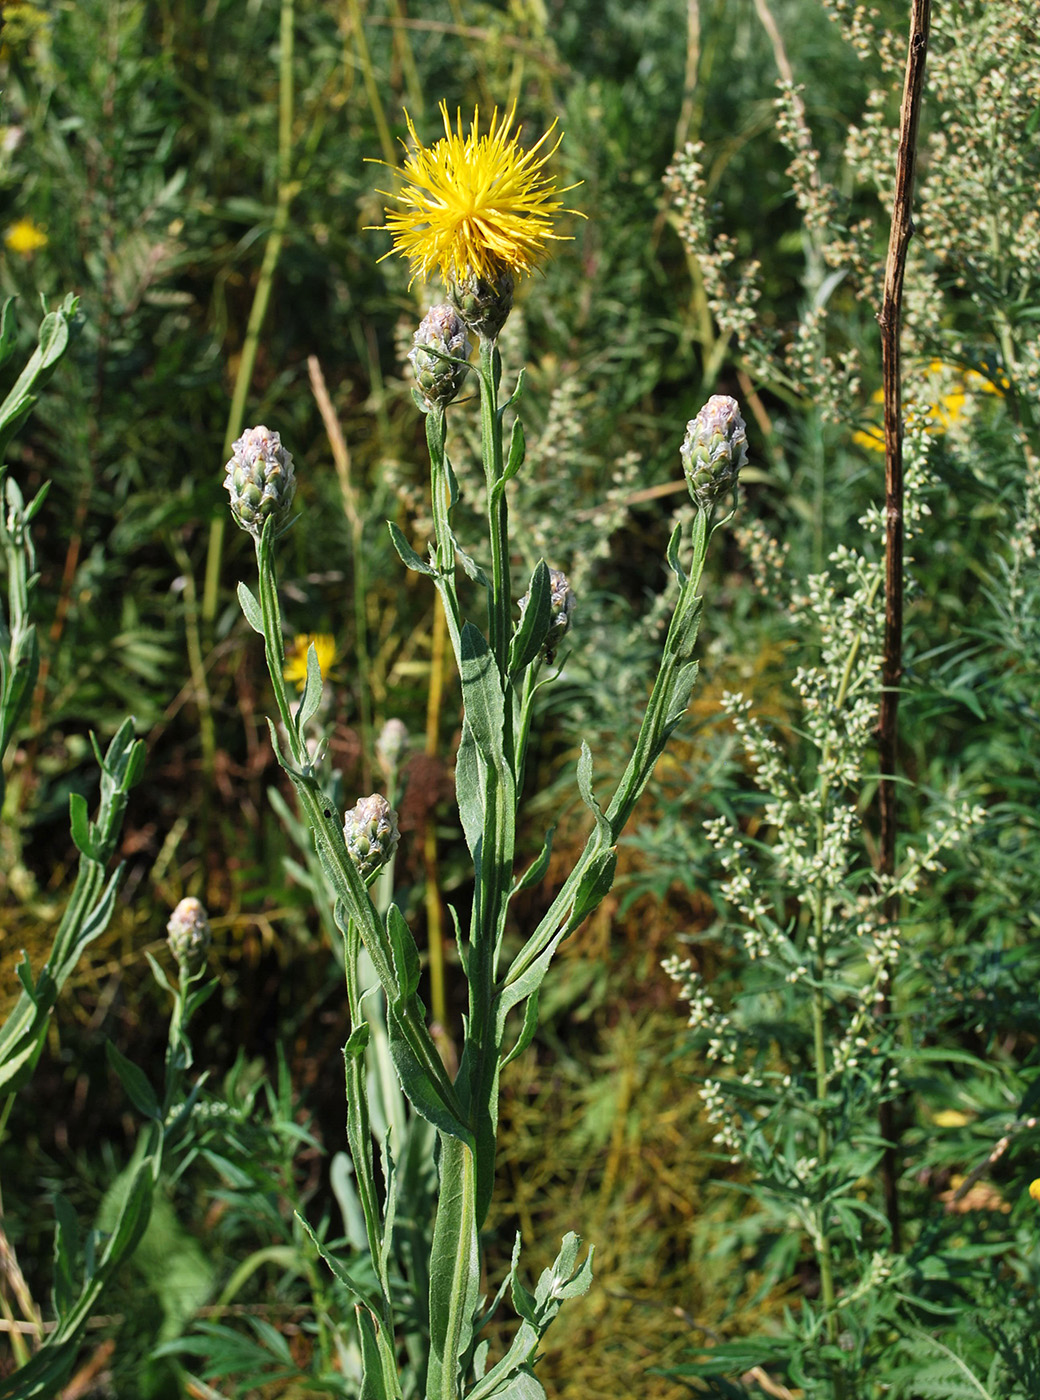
[478,337,511,679]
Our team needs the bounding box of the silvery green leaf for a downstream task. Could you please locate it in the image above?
[294,639,324,736]
[508,561,551,676]
[576,742,610,840]
[501,417,526,484]
[666,519,686,583]
[387,520,436,576]
[236,580,264,633]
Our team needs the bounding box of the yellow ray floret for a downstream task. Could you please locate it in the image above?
[376,102,579,287]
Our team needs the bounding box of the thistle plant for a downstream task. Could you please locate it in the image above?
[231,103,743,1399]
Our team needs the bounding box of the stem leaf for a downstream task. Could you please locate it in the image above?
[508,561,551,676]
[236,581,264,633]
[387,521,436,577]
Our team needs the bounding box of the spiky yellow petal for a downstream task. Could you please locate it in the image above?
[375,102,578,287]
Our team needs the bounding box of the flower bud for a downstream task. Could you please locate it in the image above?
[680,396,748,512]
[409,305,472,408]
[449,267,515,340]
[167,897,211,977]
[223,425,297,536]
[343,794,400,881]
[375,719,409,780]
[519,567,575,664]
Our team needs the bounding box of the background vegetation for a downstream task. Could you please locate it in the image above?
[1,0,1038,1396]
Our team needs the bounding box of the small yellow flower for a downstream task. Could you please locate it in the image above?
[4,218,48,256]
[283,633,337,691]
[1029,1179,1040,1204]
[932,1109,971,1128]
[375,102,579,287]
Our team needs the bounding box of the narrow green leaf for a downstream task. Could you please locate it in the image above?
[106,1042,160,1120]
[501,417,526,484]
[236,580,264,633]
[387,521,436,576]
[386,904,421,1001]
[500,987,541,1071]
[459,623,506,771]
[575,743,610,840]
[508,561,551,676]
[386,1016,472,1144]
[51,1195,79,1317]
[294,640,324,736]
[68,791,93,858]
[665,519,686,583]
[0,298,18,369]
[427,1134,480,1400]
[356,1304,405,1400]
[455,720,484,863]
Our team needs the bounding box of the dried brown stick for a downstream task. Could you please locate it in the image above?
[876,0,932,1256]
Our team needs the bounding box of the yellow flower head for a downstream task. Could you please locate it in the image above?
[1029,1179,1040,1204]
[376,102,578,288]
[4,218,48,256]
[283,633,337,691]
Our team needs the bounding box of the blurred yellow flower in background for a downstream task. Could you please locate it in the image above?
[283,633,337,691]
[376,102,577,287]
[853,359,1008,452]
[932,1109,971,1128]
[4,218,48,256]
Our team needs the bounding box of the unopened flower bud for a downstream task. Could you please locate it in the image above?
[375,719,409,780]
[449,267,515,340]
[519,567,575,664]
[223,425,297,536]
[167,897,211,977]
[680,396,748,512]
[410,305,471,408]
[343,794,400,881]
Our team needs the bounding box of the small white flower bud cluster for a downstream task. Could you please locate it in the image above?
[167,897,211,977]
[223,425,297,537]
[343,794,400,881]
[680,396,748,513]
[409,304,472,408]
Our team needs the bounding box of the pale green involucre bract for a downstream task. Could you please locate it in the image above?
[224,425,297,536]
[343,794,401,880]
[167,896,212,977]
[448,267,515,341]
[681,395,748,512]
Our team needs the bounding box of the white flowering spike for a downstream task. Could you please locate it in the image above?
[343,794,400,880]
[167,897,211,977]
[680,395,748,512]
[223,425,297,536]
